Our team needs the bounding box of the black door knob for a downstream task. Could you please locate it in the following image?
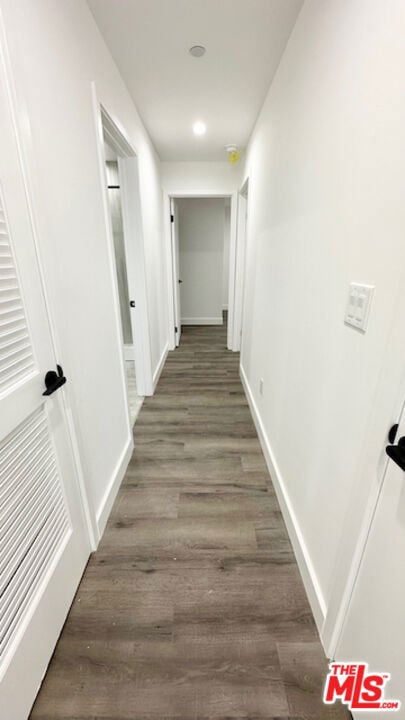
[388,423,399,444]
[386,436,405,472]
[130,300,135,307]
[43,364,66,396]
[178,279,183,284]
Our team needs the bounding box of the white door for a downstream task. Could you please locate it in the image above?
[170,198,181,347]
[118,155,153,396]
[336,401,405,717]
[0,45,90,720]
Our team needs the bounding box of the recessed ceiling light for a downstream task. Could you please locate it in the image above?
[193,121,206,136]
[189,45,206,58]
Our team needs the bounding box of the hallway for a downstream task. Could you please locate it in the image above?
[30,323,348,720]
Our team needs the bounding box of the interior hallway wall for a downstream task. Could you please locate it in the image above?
[177,198,225,325]
[240,0,405,645]
[161,161,240,196]
[0,0,168,531]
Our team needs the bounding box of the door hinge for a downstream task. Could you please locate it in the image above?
[175,326,178,333]
[170,214,174,223]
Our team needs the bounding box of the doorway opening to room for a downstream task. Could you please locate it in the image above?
[93,101,154,427]
[169,196,233,348]
[103,142,142,425]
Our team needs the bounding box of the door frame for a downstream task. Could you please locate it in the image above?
[170,198,181,347]
[92,86,153,403]
[164,191,238,350]
[233,178,249,353]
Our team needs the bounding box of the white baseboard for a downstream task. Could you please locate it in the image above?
[96,436,133,538]
[181,317,223,325]
[153,342,168,391]
[123,344,134,361]
[240,362,326,635]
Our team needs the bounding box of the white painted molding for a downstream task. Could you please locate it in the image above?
[182,317,223,325]
[63,404,99,549]
[240,362,327,635]
[96,437,133,538]
[153,342,168,391]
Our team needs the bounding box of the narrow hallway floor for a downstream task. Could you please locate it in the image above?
[30,322,348,720]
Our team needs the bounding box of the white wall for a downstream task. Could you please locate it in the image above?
[177,198,225,325]
[222,203,231,309]
[1,0,168,533]
[161,161,241,196]
[240,0,405,647]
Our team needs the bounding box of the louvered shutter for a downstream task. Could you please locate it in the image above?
[0,408,70,660]
[0,189,35,394]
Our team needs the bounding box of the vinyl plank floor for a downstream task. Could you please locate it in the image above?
[30,320,349,720]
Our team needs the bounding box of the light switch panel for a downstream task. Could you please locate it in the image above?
[344,283,374,332]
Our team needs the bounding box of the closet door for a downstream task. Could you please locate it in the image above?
[0,39,90,720]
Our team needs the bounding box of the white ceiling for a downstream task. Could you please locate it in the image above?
[88,0,303,161]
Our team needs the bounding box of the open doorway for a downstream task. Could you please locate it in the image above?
[92,99,154,430]
[170,197,231,346]
[103,141,143,425]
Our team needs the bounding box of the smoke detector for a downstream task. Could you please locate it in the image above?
[189,45,206,58]
[225,145,240,164]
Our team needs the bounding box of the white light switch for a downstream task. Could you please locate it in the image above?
[344,283,374,332]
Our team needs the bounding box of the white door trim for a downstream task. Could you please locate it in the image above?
[164,191,238,351]
[169,198,181,347]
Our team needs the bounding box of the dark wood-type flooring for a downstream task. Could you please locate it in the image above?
[30,321,349,720]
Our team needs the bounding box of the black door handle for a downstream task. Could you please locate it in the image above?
[43,364,66,396]
[386,436,405,471]
[178,279,183,284]
[388,423,399,443]
[130,300,135,308]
